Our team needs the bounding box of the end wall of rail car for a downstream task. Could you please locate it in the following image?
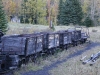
[1,35,26,55]
[44,33,59,49]
[67,29,81,42]
[20,33,44,55]
[75,26,90,42]
[59,31,72,46]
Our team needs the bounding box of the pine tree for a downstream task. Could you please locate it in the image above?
[83,17,93,27]
[0,1,7,33]
[58,0,83,25]
[57,0,64,25]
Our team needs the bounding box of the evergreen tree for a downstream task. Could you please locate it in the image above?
[57,0,64,25]
[0,1,8,33]
[83,17,93,27]
[58,0,83,25]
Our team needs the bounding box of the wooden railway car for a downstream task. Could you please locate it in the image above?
[58,30,72,50]
[0,33,44,70]
[41,32,60,54]
[67,28,79,46]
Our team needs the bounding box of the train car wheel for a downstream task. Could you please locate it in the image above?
[72,41,75,47]
[1,63,6,70]
[31,55,35,62]
[18,61,22,68]
[76,42,78,46]
[84,39,87,43]
[66,45,67,50]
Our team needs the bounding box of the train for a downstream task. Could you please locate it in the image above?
[0,26,89,72]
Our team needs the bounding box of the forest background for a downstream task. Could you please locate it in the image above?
[2,0,100,27]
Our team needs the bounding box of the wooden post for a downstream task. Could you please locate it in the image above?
[47,0,51,28]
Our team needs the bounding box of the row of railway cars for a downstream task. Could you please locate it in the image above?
[0,27,89,72]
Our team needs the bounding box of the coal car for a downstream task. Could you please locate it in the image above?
[58,30,72,50]
[0,33,44,70]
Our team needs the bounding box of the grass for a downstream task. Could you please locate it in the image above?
[14,63,44,75]
[7,22,50,35]
[89,32,100,42]
[6,22,73,35]
[50,46,100,75]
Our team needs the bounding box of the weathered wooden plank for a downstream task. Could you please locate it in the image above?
[2,37,26,55]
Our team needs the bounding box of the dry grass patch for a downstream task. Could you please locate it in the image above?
[6,23,74,35]
[89,26,100,32]
[50,46,100,75]
[14,59,52,75]
[89,32,100,42]
[7,23,50,35]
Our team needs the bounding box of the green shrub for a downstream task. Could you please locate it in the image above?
[83,17,93,27]
[25,18,29,23]
[20,16,24,23]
